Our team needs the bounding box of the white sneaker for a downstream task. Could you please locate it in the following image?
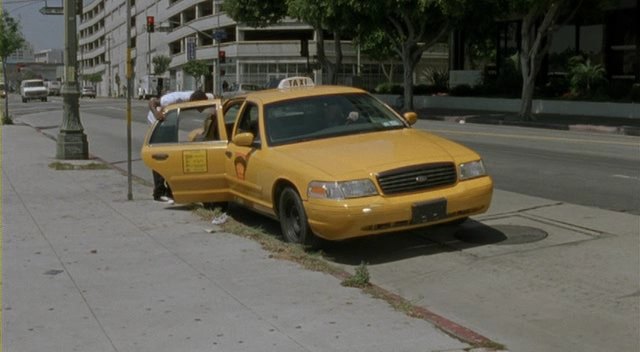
[154,196,175,204]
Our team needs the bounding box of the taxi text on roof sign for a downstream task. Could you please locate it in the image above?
[277,77,315,89]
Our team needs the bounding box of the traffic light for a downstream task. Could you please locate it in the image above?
[146,16,155,33]
[218,50,226,64]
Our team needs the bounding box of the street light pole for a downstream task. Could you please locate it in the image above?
[57,0,88,159]
[159,20,224,97]
[107,36,111,97]
[125,0,133,200]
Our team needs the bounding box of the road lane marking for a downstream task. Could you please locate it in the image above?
[430,128,640,147]
[612,174,640,181]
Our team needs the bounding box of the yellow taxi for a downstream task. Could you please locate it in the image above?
[141,77,493,246]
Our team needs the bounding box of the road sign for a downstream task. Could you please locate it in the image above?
[187,37,196,61]
[213,30,227,41]
[39,6,64,15]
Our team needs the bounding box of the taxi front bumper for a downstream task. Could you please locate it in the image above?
[304,176,493,241]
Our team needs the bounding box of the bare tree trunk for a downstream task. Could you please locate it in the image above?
[315,28,341,84]
[518,3,561,121]
[2,59,9,123]
[381,63,394,83]
[519,76,535,118]
[402,51,414,111]
[332,32,343,85]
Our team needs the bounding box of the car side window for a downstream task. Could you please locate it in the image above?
[237,103,260,140]
[149,110,179,144]
[223,101,244,140]
[149,106,220,144]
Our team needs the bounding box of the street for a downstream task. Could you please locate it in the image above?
[5,95,640,352]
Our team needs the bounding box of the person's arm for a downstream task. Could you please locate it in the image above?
[148,97,165,121]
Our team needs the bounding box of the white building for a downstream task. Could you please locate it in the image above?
[34,49,64,64]
[78,0,447,98]
[6,42,35,63]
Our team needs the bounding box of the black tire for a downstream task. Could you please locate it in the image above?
[278,187,318,247]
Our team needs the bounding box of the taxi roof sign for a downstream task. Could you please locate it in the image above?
[277,77,315,89]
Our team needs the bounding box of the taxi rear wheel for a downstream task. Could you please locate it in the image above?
[278,187,318,247]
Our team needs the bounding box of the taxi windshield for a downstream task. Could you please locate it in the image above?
[264,93,406,146]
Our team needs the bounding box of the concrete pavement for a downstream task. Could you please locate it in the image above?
[2,122,487,351]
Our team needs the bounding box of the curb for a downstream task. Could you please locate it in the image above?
[424,115,640,136]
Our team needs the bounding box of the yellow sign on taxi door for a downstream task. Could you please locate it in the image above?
[183,150,207,173]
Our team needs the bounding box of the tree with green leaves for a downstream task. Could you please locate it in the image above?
[287,0,357,84]
[83,72,103,84]
[509,0,609,120]
[0,12,25,124]
[222,0,355,84]
[356,0,505,111]
[357,30,399,83]
[222,0,288,28]
[183,61,210,89]
[152,55,172,76]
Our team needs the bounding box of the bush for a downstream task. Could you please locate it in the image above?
[423,66,449,89]
[375,82,404,94]
[567,56,607,98]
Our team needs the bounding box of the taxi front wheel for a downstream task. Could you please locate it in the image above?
[278,187,319,248]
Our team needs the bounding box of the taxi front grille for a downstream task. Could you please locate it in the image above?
[376,162,457,195]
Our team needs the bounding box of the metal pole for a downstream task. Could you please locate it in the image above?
[215,40,221,97]
[126,0,133,200]
[56,0,88,159]
[148,30,151,77]
[107,37,111,97]
[216,11,222,97]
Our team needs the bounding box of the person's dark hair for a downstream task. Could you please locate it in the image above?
[190,90,208,101]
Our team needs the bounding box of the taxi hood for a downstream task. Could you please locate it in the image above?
[273,128,478,179]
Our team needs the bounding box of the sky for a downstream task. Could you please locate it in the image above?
[3,0,65,51]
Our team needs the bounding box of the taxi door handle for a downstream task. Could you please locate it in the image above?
[225,151,232,158]
[152,153,169,161]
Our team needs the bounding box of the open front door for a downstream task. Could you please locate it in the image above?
[141,102,229,204]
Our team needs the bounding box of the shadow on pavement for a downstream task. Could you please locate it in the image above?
[220,206,539,266]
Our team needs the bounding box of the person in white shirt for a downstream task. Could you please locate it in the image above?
[147,90,209,203]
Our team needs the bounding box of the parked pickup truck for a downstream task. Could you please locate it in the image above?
[20,79,48,103]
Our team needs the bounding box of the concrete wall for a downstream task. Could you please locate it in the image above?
[374,95,640,119]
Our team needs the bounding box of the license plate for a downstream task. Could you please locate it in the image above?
[411,199,447,224]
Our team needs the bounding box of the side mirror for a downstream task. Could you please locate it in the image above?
[232,132,255,147]
[403,112,418,125]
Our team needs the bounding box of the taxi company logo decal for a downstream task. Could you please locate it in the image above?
[234,154,247,180]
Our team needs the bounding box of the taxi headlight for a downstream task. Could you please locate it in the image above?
[308,179,378,200]
[459,160,487,180]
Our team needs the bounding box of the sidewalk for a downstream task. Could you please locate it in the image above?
[416,108,640,136]
[2,125,495,351]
